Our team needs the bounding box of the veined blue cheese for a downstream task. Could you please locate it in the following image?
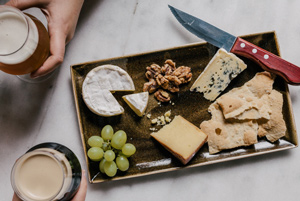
[190,48,247,101]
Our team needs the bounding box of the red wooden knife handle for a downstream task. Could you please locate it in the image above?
[231,37,300,85]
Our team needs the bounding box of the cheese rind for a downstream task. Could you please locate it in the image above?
[190,48,247,101]
[122,92,149,117]
[83,89,124,116]
[82,64,135,117]
[151,115,208,165]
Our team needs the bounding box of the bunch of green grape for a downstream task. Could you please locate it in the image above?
[87,125,136,177]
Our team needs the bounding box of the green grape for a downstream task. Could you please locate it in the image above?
[104,161,117,177]
[88,136,103,147]
[101,125,114,141]
[111,130,127,150]
[102,142,110,151]
[121,143,136,157]
[99,159,106,173]
[87,147,104,161]
[104,150,115,162]
[116,155,129,171]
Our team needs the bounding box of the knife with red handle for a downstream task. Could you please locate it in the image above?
[169,5,300,85]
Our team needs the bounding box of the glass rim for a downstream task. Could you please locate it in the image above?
[10,150,66,201]
[0,5,30,56]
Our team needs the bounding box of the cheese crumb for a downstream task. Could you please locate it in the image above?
[151,118,158,124]
[164,110,171,117]
[150,110,172,127]
[149,127,157,131]
[165,116,171,123]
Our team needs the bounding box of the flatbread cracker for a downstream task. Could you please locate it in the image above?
[217,72,273,121]
[200,102,258,154]
[258,90,286,142]
[200,71,286,154]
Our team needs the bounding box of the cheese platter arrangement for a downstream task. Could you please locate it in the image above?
[71,31,298,183]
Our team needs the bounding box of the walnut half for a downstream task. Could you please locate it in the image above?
[143,79,159,93]
[145,64,161,80]
[172,66,192,84]
[154,89,170,102]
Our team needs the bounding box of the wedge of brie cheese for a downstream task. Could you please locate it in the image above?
[190,48,247,101]
[82,64,135,116]
[122,92,149,117]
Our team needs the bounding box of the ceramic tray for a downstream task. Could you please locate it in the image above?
[71,31,298,183]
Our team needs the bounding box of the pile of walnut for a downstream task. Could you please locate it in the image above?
[143,59,192,102]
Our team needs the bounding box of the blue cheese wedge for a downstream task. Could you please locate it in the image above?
[122,92,149,117]
[82,64,135,117]
[190,48,247,101]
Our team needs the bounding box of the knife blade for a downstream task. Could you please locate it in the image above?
[169,5,300,85]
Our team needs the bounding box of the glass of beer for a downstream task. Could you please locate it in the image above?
[11,142,82,201]
[0,5,50,81]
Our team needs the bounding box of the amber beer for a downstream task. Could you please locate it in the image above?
[0,6,50,75]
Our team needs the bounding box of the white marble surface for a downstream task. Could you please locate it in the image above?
[1,0,300,200]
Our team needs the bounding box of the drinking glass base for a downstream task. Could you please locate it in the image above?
[17,70,56,83]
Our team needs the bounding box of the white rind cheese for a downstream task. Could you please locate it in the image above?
[82,64,135,117]
[190,48,247,101]
[83,89,124,116]
[122,92,149,117]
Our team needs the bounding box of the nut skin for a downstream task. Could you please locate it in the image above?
[156,74,170,90]
[143,59,192,100]
[162,59,176,75]
[172,66,192,83]
[154,89,171,102]
[145,64,161,80]
[164,75,182,86]
[143,79,159,93]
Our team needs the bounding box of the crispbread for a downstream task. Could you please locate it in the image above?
[200,71,286,154]
[200,102,258,154]
[82,64,135,116]
[257,90,286,142]
[245,71,275,98]
[217,72,274,121]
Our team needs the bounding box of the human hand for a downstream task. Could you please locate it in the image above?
[71,169,88,201]
[12,169,87,201]
[5,0,84,78]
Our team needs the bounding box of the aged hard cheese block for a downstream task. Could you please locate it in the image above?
[122,92,149,117]
[151,115,207,165]
[82,64,135,116]
[190,48,247,101]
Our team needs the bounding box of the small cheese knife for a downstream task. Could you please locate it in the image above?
[169,5,300,85]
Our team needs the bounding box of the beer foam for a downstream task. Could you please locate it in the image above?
[0,9,38,64]
[15,153,64,200]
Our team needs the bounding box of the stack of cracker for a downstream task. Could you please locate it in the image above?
[200,72,286,154]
